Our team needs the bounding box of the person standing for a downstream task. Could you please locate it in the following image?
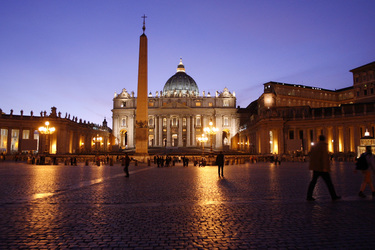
[306,135,341,201]
[358,146,375,198]
[216,151,225,178]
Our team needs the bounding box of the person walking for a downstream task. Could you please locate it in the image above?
[306,135,341,201]
[216,151,225,178]
[122,153,131,177]
[358,146,375,198]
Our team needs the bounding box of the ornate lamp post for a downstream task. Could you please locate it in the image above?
[38,121,55,154]
[197,133,208,155]
[204,121,219,152]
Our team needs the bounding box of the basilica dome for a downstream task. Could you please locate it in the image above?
[163,59,199,97]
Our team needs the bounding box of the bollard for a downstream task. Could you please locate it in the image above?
[148,159,150,166]
[85,159,89,166]
[135,160,138,166]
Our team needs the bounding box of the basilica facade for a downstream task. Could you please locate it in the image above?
[112,59,238,150]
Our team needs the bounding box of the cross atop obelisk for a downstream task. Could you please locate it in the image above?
[135,15,148,154]
[142,14,147,34]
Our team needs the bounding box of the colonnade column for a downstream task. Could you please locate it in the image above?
[158,116,163,147]
[155,116,159,147]
[356,125,361,151]
[129,114,134,148]
[18,128,23,153]
[215,115,221,150]
[186,116,191,146]
[113,115,118,145]
[166,116,171,147]
[191,116,196,146]
[343,125,348,153]
[278,127,284,155]
[178,117,183,147]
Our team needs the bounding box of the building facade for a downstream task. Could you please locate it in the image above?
[0,107,112,155]
[112,60,239,150]
[237,61,375,157]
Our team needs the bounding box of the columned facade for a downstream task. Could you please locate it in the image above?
[236,61,375,158]
[112,60,238,151]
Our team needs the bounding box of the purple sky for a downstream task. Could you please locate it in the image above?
[1,1,374,128]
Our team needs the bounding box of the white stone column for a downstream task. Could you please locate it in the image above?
[215,115,222,150]
[178,117,183,147]
[159,116,163,147]
[187,116,191,146]
[112,115,118,145]
[155,116,159,146]
[191,116,196,146]
[129,115,134,148]
[167,116,171,147]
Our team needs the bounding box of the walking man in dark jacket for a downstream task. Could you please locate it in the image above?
[122,153,131,177]
[306,135,341,201]
[216,151,225,178]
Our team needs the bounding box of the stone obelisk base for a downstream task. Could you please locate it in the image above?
[135,127,148,155]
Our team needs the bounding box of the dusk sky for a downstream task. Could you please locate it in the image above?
[1,1,374,128]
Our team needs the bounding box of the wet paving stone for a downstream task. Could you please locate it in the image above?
[0,161,375,248]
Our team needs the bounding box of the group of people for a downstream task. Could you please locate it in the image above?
[155,155,173,168]
[307,135,375,201]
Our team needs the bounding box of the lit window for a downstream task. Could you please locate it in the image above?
[22,130,30,139]
[172,117,178,126]
[183,118,187,127]
[148,102,154,107]
[223,117,229,126]
[209,102,213,107]
[196,102,201,107]
[149,117,154,127]
[163,118,167,127]
[196,116,201,126]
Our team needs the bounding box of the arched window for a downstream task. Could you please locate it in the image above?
[148,117,154,127]
[121,117,127,127]
[196,115,201,126]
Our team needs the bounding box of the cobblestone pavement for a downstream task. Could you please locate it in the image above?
[0,160,375,249]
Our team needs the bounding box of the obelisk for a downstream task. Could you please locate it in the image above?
[135,15,148,154]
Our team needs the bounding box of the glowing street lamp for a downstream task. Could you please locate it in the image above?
[38,121,55,134]
[204,121,219,152]
[197,133,208,155]
[38,121,56,153]
[364,129,370,137]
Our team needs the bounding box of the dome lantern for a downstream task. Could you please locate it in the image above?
[176,58,185,73]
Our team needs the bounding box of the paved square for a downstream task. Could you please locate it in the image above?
[0,160,374,249]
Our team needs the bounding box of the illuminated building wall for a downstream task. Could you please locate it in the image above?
[238,61,375,156]
[0,107,111,155]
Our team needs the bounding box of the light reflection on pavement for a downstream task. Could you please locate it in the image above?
[1,161,375,249]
